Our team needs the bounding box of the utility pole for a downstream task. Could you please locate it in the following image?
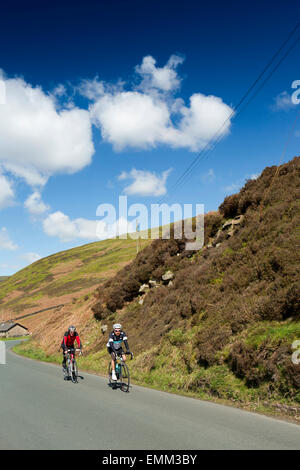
[136,220,140,254]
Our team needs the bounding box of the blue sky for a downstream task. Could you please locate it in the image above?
[0,0,300,275]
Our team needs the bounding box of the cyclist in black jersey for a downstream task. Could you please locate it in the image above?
[107,323,132,381]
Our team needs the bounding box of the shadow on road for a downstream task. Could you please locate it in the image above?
[107,382,132,393]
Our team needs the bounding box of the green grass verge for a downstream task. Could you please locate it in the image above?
[0,336,29,341]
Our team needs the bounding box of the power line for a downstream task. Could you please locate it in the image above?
[158,21,300,204]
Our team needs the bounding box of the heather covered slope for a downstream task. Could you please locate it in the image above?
[88,156,300,408]
[15,157,300,416]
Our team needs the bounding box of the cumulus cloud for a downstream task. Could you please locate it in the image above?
[43,211,135,242]
[135,54,184,92]
[88,55,233,152]
[24,191,50,215]
[90,90,232,152]
[0,227,18,251]
[0,173,14,209]
[0,54,233,210]
[0,74,94,187]
[119,168,172,196]
[91,91,171,150]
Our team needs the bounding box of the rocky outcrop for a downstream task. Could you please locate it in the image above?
[207,215,244,248]
[139,283,150,294]
[162,270,174,282]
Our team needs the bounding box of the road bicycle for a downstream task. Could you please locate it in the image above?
[63,348,81,383]
[108,351,133,392]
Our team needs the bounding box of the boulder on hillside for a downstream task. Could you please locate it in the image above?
[139,283,150,294]
[162,270,174,282]
[232,214,244,225]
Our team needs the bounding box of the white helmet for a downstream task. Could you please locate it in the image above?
[113,323,122,330]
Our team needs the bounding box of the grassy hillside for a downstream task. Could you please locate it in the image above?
[0,237,150,327]
[14,157,300,419]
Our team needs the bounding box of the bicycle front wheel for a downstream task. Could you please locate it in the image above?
[71,360,78,383]
[120,363,130,392]
[108,362,113,384]
[67,358,72,380]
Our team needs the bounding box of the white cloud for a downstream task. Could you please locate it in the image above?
[24,191,50,215]
[21,252,41,265]
[119,168,172,197]
[43,211,80,242]
[43,211,135,242]
[0,227,18,251]
[90,90,232,152]
[91,91,171,151]
[0,173,14,209]
[170,94,232,151]
[86,54,233,152]
[271,91,295,112]
[78,77,105,100]
[135,54,184,92]
[0,74,94,187]
[52,84,67,98]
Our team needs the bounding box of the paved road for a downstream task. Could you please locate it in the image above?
[0,341,299,450]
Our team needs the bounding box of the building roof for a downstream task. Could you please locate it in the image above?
[0,321,28,332]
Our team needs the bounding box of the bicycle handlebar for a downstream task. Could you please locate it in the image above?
[64,348,82,354]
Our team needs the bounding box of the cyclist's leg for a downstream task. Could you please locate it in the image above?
[111,351,117,380]
[109,348,116,370]
[109,348,118,380]
[62,350,67,369]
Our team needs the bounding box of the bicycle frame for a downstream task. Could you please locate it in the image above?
[64,348,81,383]
[108,352,132,392]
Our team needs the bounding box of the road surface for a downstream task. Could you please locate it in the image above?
[0,341,299,450]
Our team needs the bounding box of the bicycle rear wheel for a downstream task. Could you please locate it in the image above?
[120,363,130,392]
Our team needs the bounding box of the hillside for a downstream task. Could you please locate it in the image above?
[14,157,300,418]
[0,237,150,328]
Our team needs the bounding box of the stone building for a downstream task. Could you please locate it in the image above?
[0,321,29,338]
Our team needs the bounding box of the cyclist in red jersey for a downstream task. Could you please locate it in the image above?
[61,325,82,376]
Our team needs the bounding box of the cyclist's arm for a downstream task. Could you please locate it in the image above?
[123,333,130,352]
[75,334,82,349]
[107,334,114,352]
[61,335,67,351]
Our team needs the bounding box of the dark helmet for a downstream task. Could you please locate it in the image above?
[68,325,76,333]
